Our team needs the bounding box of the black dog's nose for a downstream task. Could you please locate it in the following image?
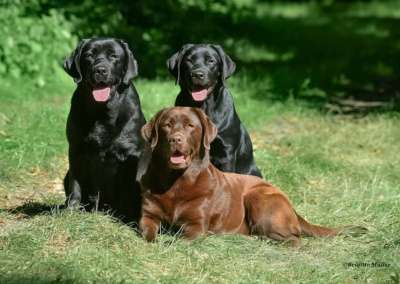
[191,71,205,80]
[95,66,107,76]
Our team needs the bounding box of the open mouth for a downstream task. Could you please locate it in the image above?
[170,150,187,165]
[191,89,208,102]
[92,86,111,102]
[189,86,213,102]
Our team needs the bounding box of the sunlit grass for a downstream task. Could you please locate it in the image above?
[1,72,399,283]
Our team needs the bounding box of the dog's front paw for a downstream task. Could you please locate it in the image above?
[140,216,160,242]
[66,198,81,210]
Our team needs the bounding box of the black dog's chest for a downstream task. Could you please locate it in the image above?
[82,120,121,160]
[86,121,116,147]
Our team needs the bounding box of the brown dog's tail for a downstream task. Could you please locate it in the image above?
[296,212,367,238]
[296,213,338,237]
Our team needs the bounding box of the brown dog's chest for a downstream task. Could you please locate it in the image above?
[146,183,212,227]
[142,171,249,234]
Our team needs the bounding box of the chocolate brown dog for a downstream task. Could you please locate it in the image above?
[139,107,363,245]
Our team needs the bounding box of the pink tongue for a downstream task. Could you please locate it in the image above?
[170,154,186,164]
[191,89,208,101]
[92,87,111,102]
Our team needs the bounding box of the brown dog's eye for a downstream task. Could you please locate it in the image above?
[187,123,195,128]
[162,123,172,129]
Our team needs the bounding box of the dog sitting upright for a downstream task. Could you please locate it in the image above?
[167,44,262,177]
[63,38,145,222]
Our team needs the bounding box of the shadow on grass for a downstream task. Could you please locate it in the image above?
[1,201,142,231]
[1,202,65,219]
[0,275,75,284]
[230,11,400,114]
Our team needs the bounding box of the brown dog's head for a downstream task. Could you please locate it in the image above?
[142,107,217,170]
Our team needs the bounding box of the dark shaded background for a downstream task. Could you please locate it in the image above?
[1,0,400,112]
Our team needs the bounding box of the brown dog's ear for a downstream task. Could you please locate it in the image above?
[166,44,194,84]
[118,39,139,85]
[63,39,90,83]
[192,108,218,150]
[210,44,236,84]
[141,108,171,149]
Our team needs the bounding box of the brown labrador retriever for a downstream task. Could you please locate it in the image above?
[139,107,363,246]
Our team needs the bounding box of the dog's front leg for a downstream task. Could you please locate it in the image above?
[88,191,101,212]
[140,214,160,242]
[64,170,82,209]
[182,222,206,240]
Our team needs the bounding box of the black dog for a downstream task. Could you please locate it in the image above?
[63,38,145,222]
[167,44,262,177]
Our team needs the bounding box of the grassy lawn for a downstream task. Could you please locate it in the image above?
[1,2,400,283]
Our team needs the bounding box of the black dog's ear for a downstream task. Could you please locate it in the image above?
[211,45,236,84]
[166,44,194,84]
[63,39,90,83]
[118,40,139,85]
[192,108,218,151]
[141,108,172,149]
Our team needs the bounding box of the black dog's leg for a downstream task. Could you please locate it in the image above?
[248,164,263,178]
[88,192,100,212]
[64,170,82,209]
[210,137,237,173]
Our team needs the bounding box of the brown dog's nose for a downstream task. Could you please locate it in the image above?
[168,134,183,145]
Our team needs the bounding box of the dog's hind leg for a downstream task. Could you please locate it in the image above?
[244,188,302,247]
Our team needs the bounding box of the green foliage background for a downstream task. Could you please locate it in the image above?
[2,0,400,106]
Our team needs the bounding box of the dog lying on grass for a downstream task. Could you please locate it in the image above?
[138,107,365,245]
[63,38,145,222]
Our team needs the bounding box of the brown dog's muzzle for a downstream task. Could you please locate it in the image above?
[166,132,191,168]
[168,133,184,146]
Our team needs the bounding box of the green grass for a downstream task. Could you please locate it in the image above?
[1,74,399,283]
[1,1,400,283]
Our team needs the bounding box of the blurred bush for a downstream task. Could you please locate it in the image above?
[0,0,242,79]
[0,0,76,85]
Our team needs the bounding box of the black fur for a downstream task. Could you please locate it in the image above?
[63,38,145,222]
[167,44,262,177]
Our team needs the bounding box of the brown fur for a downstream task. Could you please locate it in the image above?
[139,107,351,246]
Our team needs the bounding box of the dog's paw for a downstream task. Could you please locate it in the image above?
[66,199,81,210]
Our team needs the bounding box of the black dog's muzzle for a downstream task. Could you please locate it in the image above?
[93,64,111,84]
[188,68,211,87]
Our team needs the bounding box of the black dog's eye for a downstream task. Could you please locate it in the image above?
[207,58,216,64]
[185,58,194,64]
[84,52,93,59]
[109,54,118,60]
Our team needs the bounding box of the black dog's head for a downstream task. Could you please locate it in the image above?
[64,38,138,102]
[167,44,236,102]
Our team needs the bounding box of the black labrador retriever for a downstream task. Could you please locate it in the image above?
[63,38,145,222]
[167,44,262,177]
